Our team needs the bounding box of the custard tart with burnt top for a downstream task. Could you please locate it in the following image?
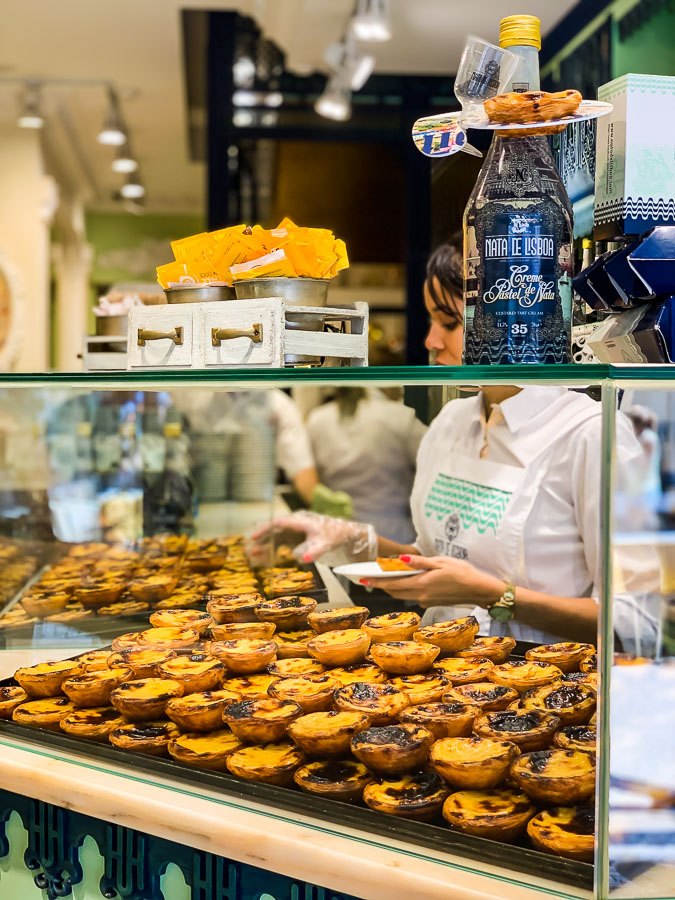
[287,710,370,757]
[137,627,199,650]
[272,629,314,659]
[488,659,562,693]
[12,697,76,730]
[363,772,448,822]
[455,636,516,664]
[369,640,439,675]
[510,749,596,805]
[307,629,370,667]
[267,658,325,678]
[0,686,28,719]
[430,736,518,790]
[527,807,595,861]
[334,681,410,725]
[443,682,519,712]
[553,724,597,755]
[413,616,479,653]
[400,701,479,740]
[519,683,596,726]
[389,673,450,705]
[269,673,339,713]
[307,606,370,634]
[351,723,434,774]
[110,678,184,721]
[111,632,141,652]
[554,670,598,690]
[525,642,595,674]
[63,666,134,707]
[128,573,180,604]
[60,707,125,741]
[362,611,420,644]
[294,759,373,802]
[165,689,240,732]
[209,639,277,674]
[107,648,176,680]
[15,659,83,698]
[210,622,276,642]
[255,596,317,630]
[206,593,263,625]
[156,653,225,693]
[226,741,305,786]
[109,721,180,756]
[328,663,388,687]
[433,656,494,685]
[168,730,244,769]
[77,650,116,672]
[442,788,536,841]
[150,609,213,635]
[221,673,279,700]
[474,709,560,751]
[223,697,302,743]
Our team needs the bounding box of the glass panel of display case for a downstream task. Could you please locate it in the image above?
[604,381,675,900]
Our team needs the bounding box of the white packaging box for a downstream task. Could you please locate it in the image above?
[594,73,675,240]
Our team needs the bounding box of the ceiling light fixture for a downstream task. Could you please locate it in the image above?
[112,143,138,173]
[350,0,393,43]
[232,55,256,89]
[324,36,375,91]
[98,87,126,145]
[120,173,145,199]
[314,74,352,122]
[17,81,44,129]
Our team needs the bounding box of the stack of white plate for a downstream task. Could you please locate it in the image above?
[192,433,231,502]
[230,427,275,502]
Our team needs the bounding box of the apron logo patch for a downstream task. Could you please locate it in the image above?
[424,474,512,534]
[445,513,460,541]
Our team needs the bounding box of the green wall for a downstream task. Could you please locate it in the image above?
[613,5,675,78]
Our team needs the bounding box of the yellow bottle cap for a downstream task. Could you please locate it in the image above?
[582,238,594,250]
[163,422,182,438]
[499,15,541,50]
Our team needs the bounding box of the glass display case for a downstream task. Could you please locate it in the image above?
[0,365,672,900]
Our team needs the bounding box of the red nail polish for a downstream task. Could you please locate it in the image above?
[303,553,312,563]
[399,555,411,563]
[359,578,370,586]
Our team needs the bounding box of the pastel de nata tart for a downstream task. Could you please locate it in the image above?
[443,788,536,842]
[210,622,276,642]
[111,632,142,652]
[107,648,176,679]
[328,663,388,687]
[433,656,494,685]
[46,604,94,624]
[206,593,264,624]
[294,759,373,803]
[553,725,597,756]
[166,689,240,732]
[62,666,134,707]
[110,678,184,721]
[223,697,302,743]
[287,710,370,757]
[413,616,479,654]
[75,580,126,609]
[400,702,478,741]
[307,629,370,667]
[519,683,596,727]
[255,596,317,630]
[488,659,562,694]
[369,640,439,675]
[15,660,83,698]
[0,686,29,719]
[272,629,313,659]
[269,674,339,713]
[362,611,420,644]
[128,572,180,603]
[527,807,595,862]
[430,736,518,790]
[334,682,410,725]
[510,749,596,805]
[156,653,224,693]
[443,682,519,712]
[226,741,306,786]
[109,720,180,756]
[12,697,76,730]
[60,707,125,741]
[474,710,560,752]
[97,600,150,617]
[209,639,277,674]
[168,729,244,769]
[555,670,598,691]
[136,627,199,650]
[351,723,434,774]
[20,592,69,619]
[267,658,325,678]
[363,772,448,822]
[455,636,516,664]
[525,642,595,674]
[307,606,370,634]
[614,652,652,666]
[222,673,280,700]
[149,609,213,635]
[388,673,450,705]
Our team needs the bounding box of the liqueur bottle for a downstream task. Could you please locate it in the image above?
[463,16,574,365]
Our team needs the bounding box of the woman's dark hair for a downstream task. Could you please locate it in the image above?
[321,386,367,419]
[425,233,463,325]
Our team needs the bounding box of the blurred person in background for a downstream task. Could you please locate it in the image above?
[424,237,464,366]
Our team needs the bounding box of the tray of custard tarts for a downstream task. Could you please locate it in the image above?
[0,621,597,888]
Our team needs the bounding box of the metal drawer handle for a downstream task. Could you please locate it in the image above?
[211,323,263,346]
[137,327,183,347]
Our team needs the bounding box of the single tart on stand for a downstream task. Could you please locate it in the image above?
[525,642,595,674]
[287,710,370,757]
[166,689,241,732]
[389,673,450,705]
[527,807,595,861]
[60,707,126,741]
[455,636,516,664]
[109,721,180,756]
[430,736,518,790]
[351,724,434,774]
[226,741,305,786]
[433,656,494,685]
[206,592,264,624]
[362,611,420,644]
[209,639,277,674]
[413,616,479,654]
[488,659,562,694]
[443,682,519,712]
[223,697,303,743]
[307,629,370,667]
[509,749,596,805]
[15,660,83,698]
[400,702,479,740]
[255,596,317,630]
[334,682,410,725]
[294,759,373,802]
[268,674,339,713]
[110,678,184,721]
[168,730,244,770]
[307,606,370,633]
[363,772,448,822]
[474,709,560,752]
[442,788,536,841]
[519,683,596,726]
[369,641,439,675]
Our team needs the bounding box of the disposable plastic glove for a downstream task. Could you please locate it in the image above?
[250,511,377,566]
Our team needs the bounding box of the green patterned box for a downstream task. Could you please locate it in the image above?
[594,73,675,239]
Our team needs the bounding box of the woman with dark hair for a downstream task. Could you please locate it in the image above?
[424,236,464,365]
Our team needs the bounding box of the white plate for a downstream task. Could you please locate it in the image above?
[332,561,423,584]
[460,99,613,130]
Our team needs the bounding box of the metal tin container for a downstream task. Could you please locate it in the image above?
[165,285,236,304]
[233,277,330,306]
[94,315,128,337]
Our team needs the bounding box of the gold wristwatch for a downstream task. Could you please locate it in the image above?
[488,582,516,622]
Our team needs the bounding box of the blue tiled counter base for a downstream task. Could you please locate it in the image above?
[0,788,362,900]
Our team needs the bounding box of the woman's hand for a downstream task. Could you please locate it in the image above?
[249,512,376,565]
[363,554,504,609]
